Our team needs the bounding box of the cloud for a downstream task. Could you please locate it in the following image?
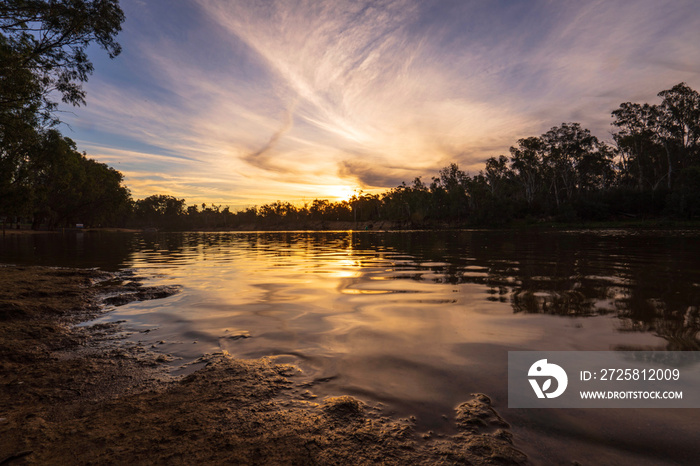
[337,159,418,189]
[241,104,298,174]
[62,0,700,206]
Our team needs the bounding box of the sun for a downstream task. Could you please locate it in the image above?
[327,185,357,202]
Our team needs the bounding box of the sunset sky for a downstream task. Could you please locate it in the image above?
[62,0,700,209]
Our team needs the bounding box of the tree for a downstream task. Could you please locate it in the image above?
[26,130,131,228]
[484,155,513,197]
[133,195,186,229]
[612,102,667,191]
[657,83,700,188]
[541,123,613,206]
[510,136,545,207]
[78,156,131,226]
[431,163,469,221]
[0,0,124,125]
[29,130,85,227]
[309,199,331,221]
[349,193,382,222]
[382,178,432,224]
[0,115,39,223]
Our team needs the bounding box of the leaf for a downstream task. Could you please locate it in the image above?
[542,378,552,392]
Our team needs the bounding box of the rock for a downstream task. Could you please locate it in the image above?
[322,396,364,419]
[102,285,182,306]
[456,393,510,433]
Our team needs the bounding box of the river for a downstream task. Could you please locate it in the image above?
[2,229,699,465]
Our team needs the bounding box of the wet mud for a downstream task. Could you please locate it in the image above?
[0,266,526,464]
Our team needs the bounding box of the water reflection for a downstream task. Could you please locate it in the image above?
[350,230,700,351]
[0,231,136,270]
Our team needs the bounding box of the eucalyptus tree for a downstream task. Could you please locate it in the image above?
[29,130,130,227]
[78,155,131,226]
[484,155,513,198]
[656,83,700,189]
[509,136,546,207]
[611,102,667,191]
[432,163,469,221]
[0,0,124,125]
[382,182,414,222]
[0,112,38,222]
[541,123,613,206]
[349,193,382,222]
[133,195,186,229]
[541,123,581,206]
[382,177,433,223]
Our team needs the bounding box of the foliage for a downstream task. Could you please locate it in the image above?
[0,1,128,229]
[131,195,186,229]
[0,0,124,125]
[10,130,131,228]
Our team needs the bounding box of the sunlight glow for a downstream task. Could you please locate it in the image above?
[327,185,358,202]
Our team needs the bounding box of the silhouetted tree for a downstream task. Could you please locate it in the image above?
[612,102,667,191]
[540,123,613,206]
[657,83,700,189]
[133,195,185,229]
[27,130,130,228]
[0,0,124,125]
[510,136,546,208]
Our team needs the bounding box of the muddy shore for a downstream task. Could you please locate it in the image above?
[0,265,527,464]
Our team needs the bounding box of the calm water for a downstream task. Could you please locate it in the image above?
[3,229,700,465]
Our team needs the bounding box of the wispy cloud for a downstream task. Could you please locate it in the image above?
[64,0,700,206]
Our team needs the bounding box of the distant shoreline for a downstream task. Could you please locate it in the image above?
[0,227,142,235]
[5,218,700,235]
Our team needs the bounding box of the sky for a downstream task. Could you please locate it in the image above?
[61,0,700,209]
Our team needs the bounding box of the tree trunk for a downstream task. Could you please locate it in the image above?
[663,142,673,190]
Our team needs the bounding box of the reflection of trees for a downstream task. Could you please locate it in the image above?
[351,230,700,350]
[616,282,700,350]
[512,288,595,317]
[1,232,135,270]
[134,231,356,264]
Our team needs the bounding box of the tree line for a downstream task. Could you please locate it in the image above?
[2,3,699,230]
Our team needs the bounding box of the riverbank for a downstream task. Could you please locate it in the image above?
[1,227,142,235]
[0,265,527,464]
[4,218,700,235]
[199,217,700,232]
